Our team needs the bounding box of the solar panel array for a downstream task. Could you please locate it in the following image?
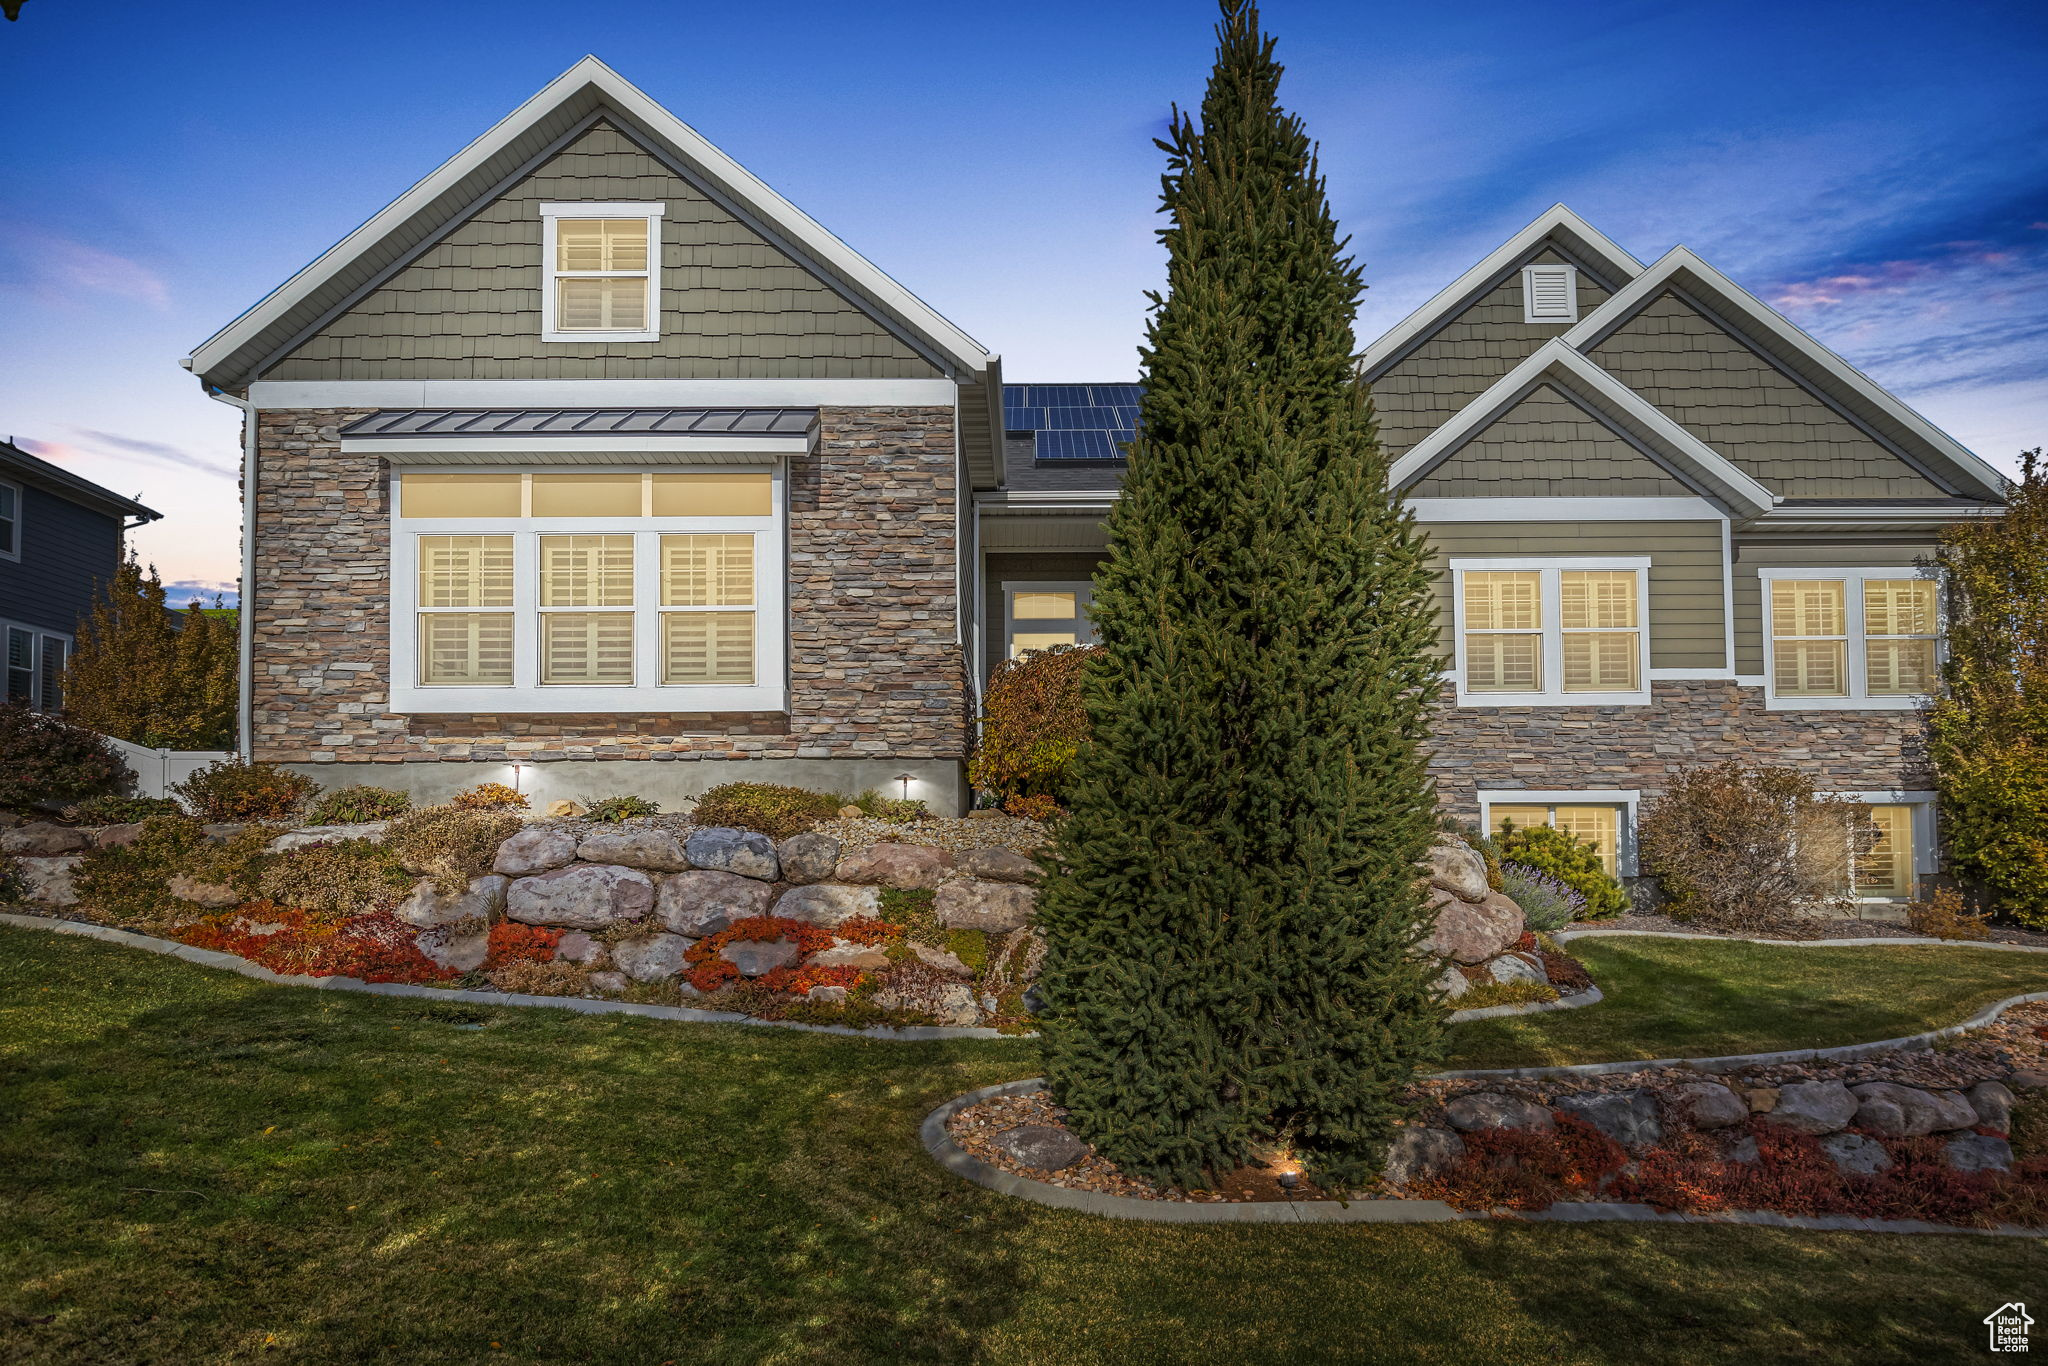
[1002,383,1142,463]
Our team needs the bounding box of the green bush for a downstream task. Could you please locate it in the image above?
[305,786,414,825]
[1494,822,1627,920]
[584,795,661,824]
[967,645,1095,806]
[62,794,184,825]
[0,702,133,811]
[852,791,927,825]
[258,839,413,919]
[385,805,522,895]
[72,813,211,923]
[174,760,319,824]
[689,783,835,838]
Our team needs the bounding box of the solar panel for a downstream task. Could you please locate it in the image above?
[1004,383,1143,462]
[1034,430,1122,461]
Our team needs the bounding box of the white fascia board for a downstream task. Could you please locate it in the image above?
[1389,340,1777,520]
[246,378,960,409]
[349,435,806,456]
[1562,247,2009,501]
[1359,204,1643,377]
[975,489,1122,512]
[187,56,993,381]
[1407,496,1722,522]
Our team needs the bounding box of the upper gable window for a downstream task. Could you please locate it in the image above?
[540,203,664,343]
[1521,263,1579,323]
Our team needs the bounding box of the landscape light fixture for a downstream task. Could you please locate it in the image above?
[894,772,915,801]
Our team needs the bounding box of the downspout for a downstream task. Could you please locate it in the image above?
[204,386,257,761]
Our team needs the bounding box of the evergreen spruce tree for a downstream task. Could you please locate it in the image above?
[66,561,238,750]
[1036,0,1444,1188]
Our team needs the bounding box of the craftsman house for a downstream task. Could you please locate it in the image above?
[184,59,2006,898]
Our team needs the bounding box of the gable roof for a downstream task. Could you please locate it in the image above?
[1564,246,2007,501]
[0,439,162,524]
[1360,204,1643,378]
[184,57,994,389]
[1388,340,1778,520]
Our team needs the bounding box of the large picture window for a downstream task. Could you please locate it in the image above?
[540,202,663,343]
[1451,558,1651,706]
[1761,568,1936,710]
[390,468,782,714]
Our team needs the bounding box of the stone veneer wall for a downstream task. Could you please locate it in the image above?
[248,407,966,766]
[1426,680,1930,813]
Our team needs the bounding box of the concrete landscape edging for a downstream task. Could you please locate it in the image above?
[922,1079,2048,1237]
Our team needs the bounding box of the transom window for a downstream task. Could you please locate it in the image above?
[540,202,663,343]
[1453,559,1650,705]
[1002,582,1095,660]
[391,469,781,714]
[1762,568,1936,709]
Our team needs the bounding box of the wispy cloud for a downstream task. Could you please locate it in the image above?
[0,225,171,309]
[17,428,236,479]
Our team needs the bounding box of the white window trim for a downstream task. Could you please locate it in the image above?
[1521,263,1579,324]
[1478,789,1640,876]
[0,477,20,562]
[2,617,70,711]
[1757,566,1938,711]
[1838,789,1937,901]
[1449,556,1653,707]
[1001,580,1095,660]
[539,202,665,343]
[388,465,786,714]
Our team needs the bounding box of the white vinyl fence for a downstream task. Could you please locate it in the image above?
[100,735,233,800]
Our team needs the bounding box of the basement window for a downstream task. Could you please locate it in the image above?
[1521,263,1579,323]
[540,202,664,342]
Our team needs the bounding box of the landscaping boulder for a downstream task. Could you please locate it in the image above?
[656,869,774,936]
[835,842,954,889]
[1925,1089,1981,1133]
[685,828,779,881]
[1443,1092,1554,1134]
[577,827,691,872]
[1968,1081,2017,1132]
[555,930,604,966]
[2008,1069,2048,1092]
[587,970,629,995]
[168,874,241,909]
[13,855,82,906]
[935,878,1036,933]
[1432,965,1472,1000]
[1383,1126,1465,1187]
[1419,891,1521,965]
[505,864,654,929]
[1,822,90,856]
[1424,836,1490,902]
[1820,1132,1892,1176]
[992,1124,1090,1173]
[415,924,488,973]
[269,823,389,853]
[1556,1089,1662,1150]
[613,932,694,982]
[1486,953,1547,987]
[719,938,801,977]
[776,832,841,885]
[811,941,891,970]
[910,941,974,977]
[773,883,881,928]
[492,827,580,877]
[94,823,146,849]
[1669,1081,1748,1130]
[1945,1134,2013,1173]
[954,847,1041,884]
[396,874,507,928]
[1761,1080,1856,1135]
[806,984,849,1004]
[1727,1135,1761,1165]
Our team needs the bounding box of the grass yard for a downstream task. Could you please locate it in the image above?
[3,925,2044,1365]
[1448,936,2048,1071]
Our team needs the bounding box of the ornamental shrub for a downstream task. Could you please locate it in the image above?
[1494,824,1626,920]
[1906,885,1991,941]
[452,782,529,811]
[968,644,1096,806]
[65,559,238,751]
[256,839,412,920]
[62,794,183,825]
[0,702,133,810]
[485,922,564,969]
[583,795,661,824]
[1002,793,1060,823]
[689,783,835,838]
[174,759,319,823]
[1497,862,1587,932]
[305,786,413,825]
[71,813,211,922]
[385,804,523,895]
[853,793,927,825]
[1930,450,2048,926]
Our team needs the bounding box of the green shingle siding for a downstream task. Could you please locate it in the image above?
[264,123,938,382]
[1410,384,1689,497]
[1729,536,1940,674]
[1588,292,1943,499]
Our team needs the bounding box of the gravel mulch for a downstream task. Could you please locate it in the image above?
[812,814,1049,859]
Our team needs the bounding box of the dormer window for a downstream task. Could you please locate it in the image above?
[540,202,664,342]
[1521,263,1579,323]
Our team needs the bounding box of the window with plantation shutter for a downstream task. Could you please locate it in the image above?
[661,534,756,685]
[540,203,663,342]
[1521,263,1578,323]
[1462,572,1543,692]
[1454,560,1649,705]
[1560,570,1640,692]
[416,535,514,685]
[1762,569,1938,709]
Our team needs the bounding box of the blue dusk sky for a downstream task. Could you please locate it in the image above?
[2,0,2044,599]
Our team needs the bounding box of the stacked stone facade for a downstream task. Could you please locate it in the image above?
[1425,680,1931,813]
[248,406,966,768]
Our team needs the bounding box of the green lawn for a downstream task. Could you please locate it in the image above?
[1447,935,2048,1070]
[3,926,2044,1365]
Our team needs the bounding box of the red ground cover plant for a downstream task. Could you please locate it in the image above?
[833,915,903,947]
[682,915,836,994]
[757,963,864,995]
[484,922,562,969]
[174,902,456,985]
[1407,1113,1626,1211]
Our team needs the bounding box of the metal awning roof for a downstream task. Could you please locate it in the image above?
[341,407,818,438]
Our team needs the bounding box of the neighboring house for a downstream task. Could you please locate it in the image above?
[0,438,161,712]
[184,60,2006,898]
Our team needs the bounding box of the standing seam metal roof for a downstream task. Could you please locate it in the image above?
[340,408,818,437]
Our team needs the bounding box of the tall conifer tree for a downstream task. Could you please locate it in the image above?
[1036,0,1444,1188]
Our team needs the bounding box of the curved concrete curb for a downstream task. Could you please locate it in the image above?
[1558,928,2048,954]
[1447,985,1602,1023]
[923,1080,2047,1237]
[0,912,1020,1042]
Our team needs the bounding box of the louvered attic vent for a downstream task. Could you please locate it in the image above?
[1522,263,1579,323]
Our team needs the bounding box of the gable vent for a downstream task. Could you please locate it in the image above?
[1522,263,1579,323]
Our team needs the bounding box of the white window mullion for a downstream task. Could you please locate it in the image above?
[1540,569,1564,700]
[635,531,662,695]
[1844,577,1868,704]
[512,533,539,693]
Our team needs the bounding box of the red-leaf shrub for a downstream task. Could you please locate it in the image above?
[834,915,902,946]
[485,922,562,969]
[174,902,455,984]
[682,915,842,994]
